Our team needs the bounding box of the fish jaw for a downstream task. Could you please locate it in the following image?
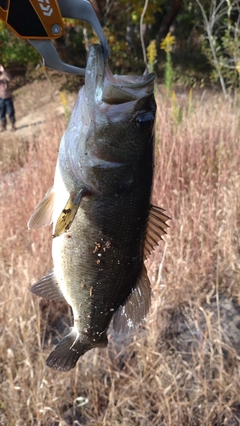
[84,43,155,107]
[85,43,105,108]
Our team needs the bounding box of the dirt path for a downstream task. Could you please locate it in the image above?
[0,77,79,176]
[0,78,77,140]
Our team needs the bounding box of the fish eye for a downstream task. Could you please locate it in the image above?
[134,112,155,131]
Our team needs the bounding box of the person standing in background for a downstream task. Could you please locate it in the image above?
[0,64,16,132]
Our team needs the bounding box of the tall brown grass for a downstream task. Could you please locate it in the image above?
[0,90,240,425]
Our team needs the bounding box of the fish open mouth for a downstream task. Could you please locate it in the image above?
[85,44,155,106]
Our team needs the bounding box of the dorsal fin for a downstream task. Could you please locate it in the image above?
[113,265,151,333]
[144,205,170,259]
[28,186,55,230]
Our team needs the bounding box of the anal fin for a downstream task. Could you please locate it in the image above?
[113,265,151,333]
[53,188,88,238]
[28,186,54,230]
[29,270,66,302]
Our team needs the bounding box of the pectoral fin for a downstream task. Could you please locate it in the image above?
[113,265,151,333]
[30,269,66,302]
[53,188,87,238]
[144,205,170,258]
[27,186,55,229]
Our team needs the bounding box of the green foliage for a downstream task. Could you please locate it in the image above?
[118,0,162,25]
[196,0,240,92]
[147,40,157,73]
[59,91,70,121]
[0,22,39,68]
[1,0,239,89]
[99,0,165,73]
[160,33,175,97]
[62,18,85,56]
[201,28,240,89]
[171,91,182,124]
[164,51,174,96]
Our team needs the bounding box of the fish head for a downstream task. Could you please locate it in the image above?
[61,44,156,195]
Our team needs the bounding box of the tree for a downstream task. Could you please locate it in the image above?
[0,21,39,68]
[196,0,240,94]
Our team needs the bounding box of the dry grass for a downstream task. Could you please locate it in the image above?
[1,88,240,425]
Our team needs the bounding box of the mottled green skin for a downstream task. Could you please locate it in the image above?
[52,44,156,350]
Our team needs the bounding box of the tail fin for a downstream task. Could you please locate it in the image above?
[46,328,108,371]
[46,329,88,372]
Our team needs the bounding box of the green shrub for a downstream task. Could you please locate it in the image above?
[0,22,39,68]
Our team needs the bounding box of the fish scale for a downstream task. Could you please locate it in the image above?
[61,193,148,306]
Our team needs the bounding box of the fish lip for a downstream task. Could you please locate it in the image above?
[85,44,105,105]
[85,44,155,106]
[103,58,155,104]
[105,65,155,89]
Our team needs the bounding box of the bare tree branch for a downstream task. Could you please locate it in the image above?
[140,0,149,73]
[196,0,227,97]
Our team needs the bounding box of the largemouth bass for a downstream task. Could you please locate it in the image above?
[28,44,169,372]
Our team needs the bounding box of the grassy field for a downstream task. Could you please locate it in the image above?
[0,88,240,425]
